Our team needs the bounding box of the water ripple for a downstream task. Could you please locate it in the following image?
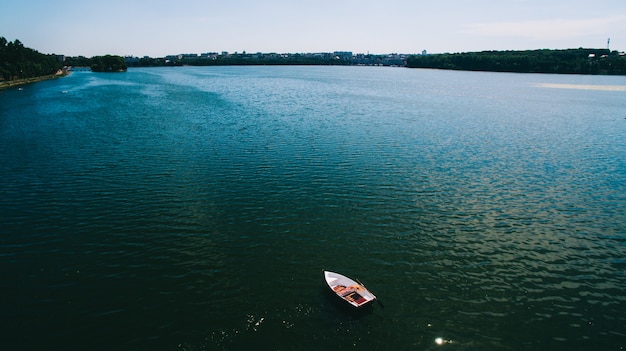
[1,66,625,350]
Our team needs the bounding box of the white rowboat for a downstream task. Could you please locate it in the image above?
[323,270,377,308]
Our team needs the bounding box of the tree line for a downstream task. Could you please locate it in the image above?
[0,37,63,81]
[124,53,354,67]
[64,55,127,72]
[89,55,127,72]
[179,54,340,66]
[407,48,626,75]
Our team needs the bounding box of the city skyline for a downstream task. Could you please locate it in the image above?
[1,0,625,57]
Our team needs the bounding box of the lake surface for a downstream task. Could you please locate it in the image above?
[1,66,625,350]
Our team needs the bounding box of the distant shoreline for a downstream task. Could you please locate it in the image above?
[0,69,69,91]
[406,48,626,75]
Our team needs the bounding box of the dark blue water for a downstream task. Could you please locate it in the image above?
[1,66,625,350]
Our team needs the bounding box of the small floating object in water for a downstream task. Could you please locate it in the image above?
[323,270,377,308]
[62,90,69,94]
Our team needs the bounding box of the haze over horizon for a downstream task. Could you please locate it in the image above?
[2,0,625,57]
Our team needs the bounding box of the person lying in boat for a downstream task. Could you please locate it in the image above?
[333,285,361,296]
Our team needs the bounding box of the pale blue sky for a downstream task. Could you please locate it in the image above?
[1,0,625,57]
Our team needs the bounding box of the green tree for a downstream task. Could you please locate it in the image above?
[0,36,62,81]
[407,48,626,75]
[90,55,127,72]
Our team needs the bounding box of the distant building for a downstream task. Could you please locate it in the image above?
[124,56,139,64]
[333,51,353,61]
[422,50,427,55]
[201,52,219,59]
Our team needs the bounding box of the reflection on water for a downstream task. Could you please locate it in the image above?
[0,66,625,350]
[534,82,626,90]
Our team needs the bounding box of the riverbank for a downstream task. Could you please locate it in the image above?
[407,48,626,75]
[0,68,69,91]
